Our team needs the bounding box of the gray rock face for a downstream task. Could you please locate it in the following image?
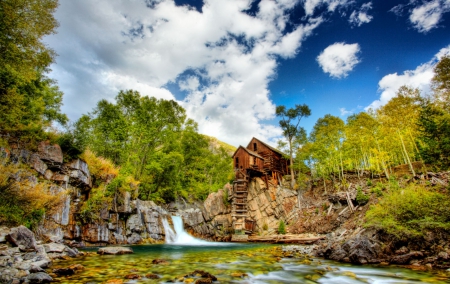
[203,188,228,221]
[127,233,142,244]
[37,141,63,167]
[29,154,48,176]
[97,247,133,255]
[6,226,37,252]
[65,159,92,189]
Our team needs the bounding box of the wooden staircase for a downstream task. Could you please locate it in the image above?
[232,170,250,233]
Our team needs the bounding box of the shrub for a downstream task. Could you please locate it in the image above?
[0,159,63,230]
[278,220,286,234]
[78,185,112,223]
[356,187,369,205]
[80,149,119,182]
[365,184,450,239]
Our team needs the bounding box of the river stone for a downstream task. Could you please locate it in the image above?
[6,226,37,252]
[27,272,53,283]
[43,243,65,253]
[31,258,51,269]
[97,247,133,255]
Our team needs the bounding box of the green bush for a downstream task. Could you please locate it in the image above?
[365,184,450,239]
[356,187,369,205]
[278,220,286,234]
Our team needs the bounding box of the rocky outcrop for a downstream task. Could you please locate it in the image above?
[37,141,63,168]
[65,159,92,189]
[246,178,298,233]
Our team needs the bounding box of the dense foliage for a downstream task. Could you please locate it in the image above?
[0,0,67,141]
[68,90,233,203]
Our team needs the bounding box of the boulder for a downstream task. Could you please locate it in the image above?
[6,226,37,252]
[65,159,92,189]
[322,236,383,265]
[43,243,65,253]
[27,272,53,283]
[97,247,133,255]
[37,141,63,167]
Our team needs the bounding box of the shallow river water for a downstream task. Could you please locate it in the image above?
[52,243,450,284]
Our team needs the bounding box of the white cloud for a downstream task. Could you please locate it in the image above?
[349,2,373,27]
[45,0,329,146]
[366,44,450,110]
[390,0,450,33]
[339,107,353,116]
[410,0,449,33]
[317,42,361,79]
[302,0,353,16]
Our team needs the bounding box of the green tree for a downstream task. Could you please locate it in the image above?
[0,0,66,138]
[309,114,345,182]
[276,104,311,188]
[432,55,450,111]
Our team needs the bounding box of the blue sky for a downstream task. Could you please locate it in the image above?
[45,0,450,147]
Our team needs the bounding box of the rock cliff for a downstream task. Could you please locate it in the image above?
[1,142,300,247]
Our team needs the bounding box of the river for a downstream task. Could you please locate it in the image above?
[51,216,450,283]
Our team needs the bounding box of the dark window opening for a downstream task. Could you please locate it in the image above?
[253,143,257,151]
[235,157,239,168]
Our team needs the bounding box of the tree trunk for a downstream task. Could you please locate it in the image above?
[289,139,295,188]
[398,130,416,176]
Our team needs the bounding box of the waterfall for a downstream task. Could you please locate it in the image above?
[163,216,210,245]
[162,217,176,243]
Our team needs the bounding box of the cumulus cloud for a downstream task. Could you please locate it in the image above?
[390,0,450,33]
[317,42,361,79]
[46,0,333,146]
[366,44,450,110]
[349,2,373,27]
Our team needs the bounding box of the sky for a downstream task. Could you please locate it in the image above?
[45,0,450,147]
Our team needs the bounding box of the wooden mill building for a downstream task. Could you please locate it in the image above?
[231,137,290,234]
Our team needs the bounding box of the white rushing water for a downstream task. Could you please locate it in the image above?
[163,215,211,245]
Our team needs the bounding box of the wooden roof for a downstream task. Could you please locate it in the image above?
[246,137,286,156]
[232,146,263,159]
